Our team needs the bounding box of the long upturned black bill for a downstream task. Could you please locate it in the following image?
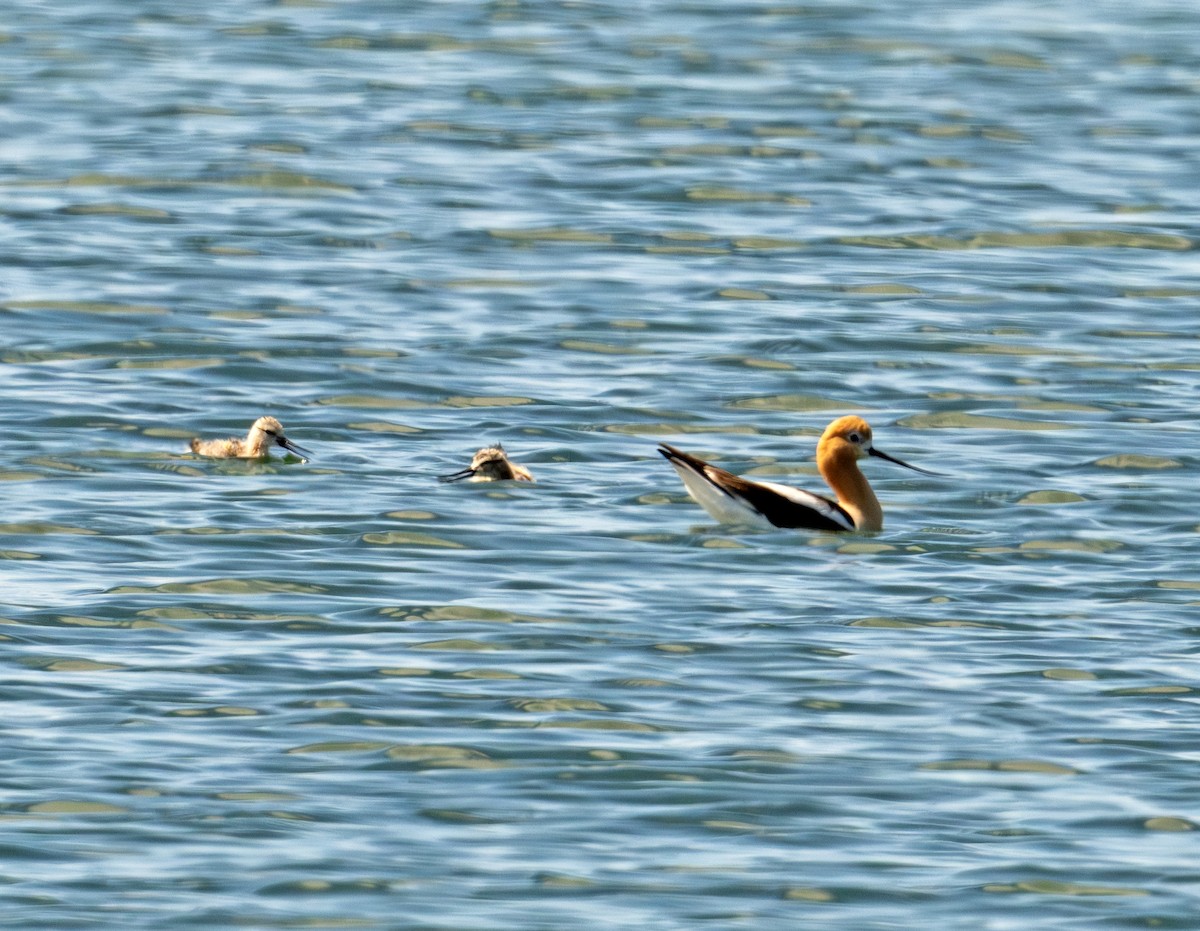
[276,436,314,459]
[438,468,476,483]
[868,446,940,475]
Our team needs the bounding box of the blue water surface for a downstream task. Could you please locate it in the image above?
[2,1,1200,928]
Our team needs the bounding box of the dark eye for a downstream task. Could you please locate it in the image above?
[848,431,861,443]
[264,429,277,437]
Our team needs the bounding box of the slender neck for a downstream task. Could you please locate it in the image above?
[819,451,883,532]
[245,428,270,457]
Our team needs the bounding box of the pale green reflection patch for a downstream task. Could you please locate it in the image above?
[362,532,464,548]
[921,759,1078,775]
[381,605,557,624]
[727,393,852,412]
[899,412,1070,430]
[1094,453,1182,469]
[983,880,1147,897]
[109,578,326,594]
[28,800,129,815]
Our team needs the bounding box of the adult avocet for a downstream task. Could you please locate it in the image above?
[658,415,933,532]
[189,416,312,460]
[439,444,535,484]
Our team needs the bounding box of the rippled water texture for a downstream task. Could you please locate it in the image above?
[3,1,1200,928]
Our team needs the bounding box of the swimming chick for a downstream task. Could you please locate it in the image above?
[189,416,313,460]
[659,415,933,532]
[438,444,535,483]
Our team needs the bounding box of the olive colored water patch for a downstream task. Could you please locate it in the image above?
[921,759,1079,775]
[0,468,42,483]
[377,667,434,677]
[6,170,354,193]
[751,123,818,138]
[257,878,401,897]
[918,124,973,138]
[0,521,98,535]
[55,614,177,631]
[454,668,521,680]
[535,873,596,889]
[983,880,1147,897]
[662,141,811,158]
[898,412,1071,430]
[645,239,727,255]
[836,542,897,555]
[533,718,664,732]
[701,538,750,549]
[1093,453,1182,469]
[850,617,1004,629]
[22,656,126,673]
[684,186,811,206]
[217,791,300,802]
[733,357,795,370]
[560,339,651,355]
[1144,817,1195,831]
[603,422,762,436]
[954,342,1085,357]
[385,745,503,769]
[1019,539,1122,554]
[419,808,508,825]
[362,531,464,548]
[1010,386,1108,414]
[350,422,423,434]
[115,357,224,370]
[1156,580,1200,591]
[841,283,923,295]
[731,236,806,250]
[716,288,772,300]
[60,202,173,220]
[636,115,730,129]
[143,426,197,440]
[702,820,765,833]
[381,605,559,624]
[653,643,696,654]
[658,230,719,243]
[1042,668,1097,681]
[287,741,392,755]
[1121,288,1200,298]
[411,639,502,651]
[198,245,259,256]
[211,171,358,193]
[2,349,100,364]
[442,395,534,408]
[315,395,428,409]
[108,578,327,595]
[153,527,320,539]
[509,698,609,713]
[136,606,323,624]
[317,32,540,52]
[26,800,129,816]
[4,300,168,315]
[661,143,753,157]
[1104,684,1194,696]
[726,393,853,412]
[729,748,804,765]
[784,887,835,902]
[983,50,1049,69]
[21,457,98,474]
[1017,490,1088,505]
[488,227,613,244]
[840,230,1191,250]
